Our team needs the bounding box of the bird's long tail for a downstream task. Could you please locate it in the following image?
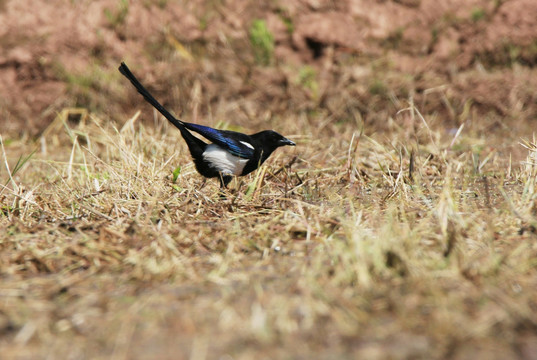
[118,62,184,131]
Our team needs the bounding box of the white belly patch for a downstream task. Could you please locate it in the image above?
[202,144,249,176]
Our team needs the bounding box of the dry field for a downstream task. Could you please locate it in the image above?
[1,103,537,359]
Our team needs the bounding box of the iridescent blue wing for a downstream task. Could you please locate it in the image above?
[183,123,255,158]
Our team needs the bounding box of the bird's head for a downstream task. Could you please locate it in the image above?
[256,130,295,149]
[248,130,295,165]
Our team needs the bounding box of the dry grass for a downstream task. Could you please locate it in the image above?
[1,104,537,359]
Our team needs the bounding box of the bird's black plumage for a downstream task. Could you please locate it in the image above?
[118,62,295,188]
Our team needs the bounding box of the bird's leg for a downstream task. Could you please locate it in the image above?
[219,174,233,189]
[217,173,232,199]
[218,173,226,189]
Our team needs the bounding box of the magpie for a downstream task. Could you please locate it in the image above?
[118,62,295,188]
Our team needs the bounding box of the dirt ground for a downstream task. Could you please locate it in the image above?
[1,0,537,359]
[2,0,537,136]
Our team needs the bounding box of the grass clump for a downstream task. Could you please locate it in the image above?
[296,65,319,99]
[104,0,129,28]
[471,7,486,22]
[249,19,274,66]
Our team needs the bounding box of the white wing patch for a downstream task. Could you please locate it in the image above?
[202,144,249,176]
[240,141,255,150]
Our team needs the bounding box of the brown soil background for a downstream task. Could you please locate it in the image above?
[1,0,537,137]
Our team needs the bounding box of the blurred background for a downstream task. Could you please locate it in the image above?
[1,0,536,138]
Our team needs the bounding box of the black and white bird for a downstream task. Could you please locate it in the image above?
[119,62,295,188]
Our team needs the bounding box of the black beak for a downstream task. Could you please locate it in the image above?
[279,138,296,146]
